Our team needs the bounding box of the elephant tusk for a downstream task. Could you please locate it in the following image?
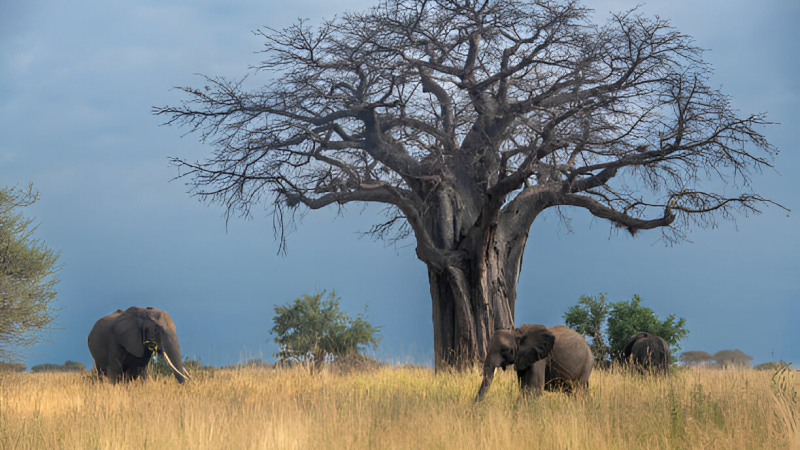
[162,352,191,380]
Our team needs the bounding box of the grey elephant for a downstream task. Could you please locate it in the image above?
[621,331,671,375]
[476,324,593,401]
[87,306,191,384]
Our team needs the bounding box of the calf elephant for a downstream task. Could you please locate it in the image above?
[622,331,671,375]
[476,324,593,401]
[87,306,191,384]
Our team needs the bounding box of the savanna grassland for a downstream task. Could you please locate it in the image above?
[0,365,796,449]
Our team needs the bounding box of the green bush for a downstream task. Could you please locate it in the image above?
[271,290,381,372]
[753,361,781,371]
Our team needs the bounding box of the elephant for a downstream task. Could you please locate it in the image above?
[87,306,191,384]
[621,331,671,375]
[476,324,594,401]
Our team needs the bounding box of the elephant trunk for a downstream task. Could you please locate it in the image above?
[160,337,190,383]
[475,365,496,403]
[162,352,190,382]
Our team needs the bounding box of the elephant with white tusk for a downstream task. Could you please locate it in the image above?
[476,324,593,402]
[87,306,191,384]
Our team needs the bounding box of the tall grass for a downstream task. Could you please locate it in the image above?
[0,365,796,449]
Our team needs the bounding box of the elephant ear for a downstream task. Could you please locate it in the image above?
[514,328,555,370]
[114,314,146,358]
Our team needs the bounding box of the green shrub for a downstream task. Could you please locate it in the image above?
[271,290,381,372]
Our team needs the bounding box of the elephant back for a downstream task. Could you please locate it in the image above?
[87,310,124,346]
[633,336,670,368]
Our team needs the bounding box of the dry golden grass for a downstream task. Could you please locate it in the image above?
[0,365,796,449]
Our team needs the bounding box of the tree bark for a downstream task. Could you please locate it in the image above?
[427,221,528,370]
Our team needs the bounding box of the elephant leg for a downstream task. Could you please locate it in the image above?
[91,359,106,380]
[516,367,528,390]
[527,359,547,396]
[122,363,145,382]
[106,362,122,385]
[516,367,532,399]
[517,364,545,397]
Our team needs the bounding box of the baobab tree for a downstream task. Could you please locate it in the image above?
[155,0,783,369]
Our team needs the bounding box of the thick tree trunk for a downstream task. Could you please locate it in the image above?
[428,225,528,370]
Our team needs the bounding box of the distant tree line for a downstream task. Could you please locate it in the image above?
[679,349,755,369]
[0,360,87,373]
[30,360,86,373]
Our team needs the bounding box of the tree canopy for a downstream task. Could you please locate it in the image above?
[270,290,381,371]
[679,349,756,369]
[713,349,753,369]
[0,184,61,362]
[565,293,688,363]
[678,350,714,366]
[157,0,782,368]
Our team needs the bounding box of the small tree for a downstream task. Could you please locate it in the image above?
[270,290,381,372]
[713,349,753,369]
[564,294,611,364]
[679,351,714,367]
[565,294,688,365]
[0,184,61,362]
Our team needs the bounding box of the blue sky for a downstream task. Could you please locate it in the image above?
[1,0,798,369]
